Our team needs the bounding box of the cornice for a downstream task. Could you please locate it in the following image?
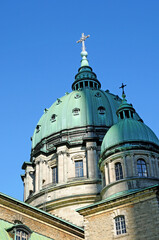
[25,179,102,204]
[77,185,159,217]
[0,193,84,238]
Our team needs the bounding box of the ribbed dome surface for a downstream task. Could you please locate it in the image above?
[32,89,122,149]
[101,118,159,154]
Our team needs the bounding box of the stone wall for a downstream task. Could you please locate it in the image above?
[79,186,159,240]
[0,194,84,240]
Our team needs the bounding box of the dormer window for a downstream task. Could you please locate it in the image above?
[95,92,101,98]
[16,230,28,240]
[50,114,57,122]
[74,93,81,99]
[36,125,41,133]
[7,223,32,240]
[56,98,62,105]
[98,106,105,115]
[72,108,80,116]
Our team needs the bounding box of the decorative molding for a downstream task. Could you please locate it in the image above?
[71,154,85,161]
[86,146,97,151]
[57,151,66,156]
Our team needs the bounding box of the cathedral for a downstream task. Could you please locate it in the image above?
[0,34,159,240]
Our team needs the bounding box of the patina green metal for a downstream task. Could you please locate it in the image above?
[101,118,159,154]
[31,89,122,149]
[100,97,159,162]
[0,220,54,240]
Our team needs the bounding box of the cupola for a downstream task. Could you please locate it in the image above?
[116,84,135,120]
[99,85,159,200]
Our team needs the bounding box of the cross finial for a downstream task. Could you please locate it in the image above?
[119,83,127,99]
[77,33,90,52]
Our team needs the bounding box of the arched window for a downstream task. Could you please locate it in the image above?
[137,159,148,177]
[115,215,126,235]
[115,162,123,180]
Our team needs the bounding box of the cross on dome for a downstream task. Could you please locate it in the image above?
[119,83,127,99]
[77,33,90,52]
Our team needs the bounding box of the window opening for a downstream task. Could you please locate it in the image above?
[137,159,148,177]
[85,81,88,87]
[120,112,124,119]
[95,92,101,98]
[74,93,81,99]
[72,108,80,116]
[80,82,83,88]
[98,106,105,115]
[90,81,93,88]
[36,125,41,133]
[16,230,28,240]
[56,98,62,105]
[125,110,129,118]
[115,162,123,180]
[52,166,58,184]
[130,111,133,118]
[50,114,57,122]
[115,216,126,235]
[75,160,83,177]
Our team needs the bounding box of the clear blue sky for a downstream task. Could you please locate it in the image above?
[0,0,159,201]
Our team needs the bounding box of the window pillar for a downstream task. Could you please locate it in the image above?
[86,142,98,179]
[57,151,64,183]
[105,163,109,185]
[35,161,39,192]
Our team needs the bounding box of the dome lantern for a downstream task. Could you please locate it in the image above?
[72,33,101,91]
[117,83,135,120]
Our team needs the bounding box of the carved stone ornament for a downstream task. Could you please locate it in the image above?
[86,146,97,151]
[71,154,85,161]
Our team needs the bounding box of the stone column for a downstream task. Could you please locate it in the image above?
[149,156,153,177]
[39,160,43,190]
[105,163,109,185]
[23,177,26,201]
[86,142,98,179]
[57,151,64,184]
[35,161,39,192]
[123,155,127,178]
[63,152,68,183]
[155,157,159,177]
[131,154,136,176]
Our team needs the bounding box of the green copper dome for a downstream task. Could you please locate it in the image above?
[101,118,159,154]
[101,91,159,155]
[32,89,122,149]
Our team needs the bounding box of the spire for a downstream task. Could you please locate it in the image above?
[77,33,90,67]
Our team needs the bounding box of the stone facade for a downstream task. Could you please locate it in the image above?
[22,140,102,226]
[19,46,159,239]
[100,149,159,199]
[78,185,159,240]
[0,192,84,240]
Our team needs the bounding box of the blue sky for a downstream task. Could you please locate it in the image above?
[0,0,159,201]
